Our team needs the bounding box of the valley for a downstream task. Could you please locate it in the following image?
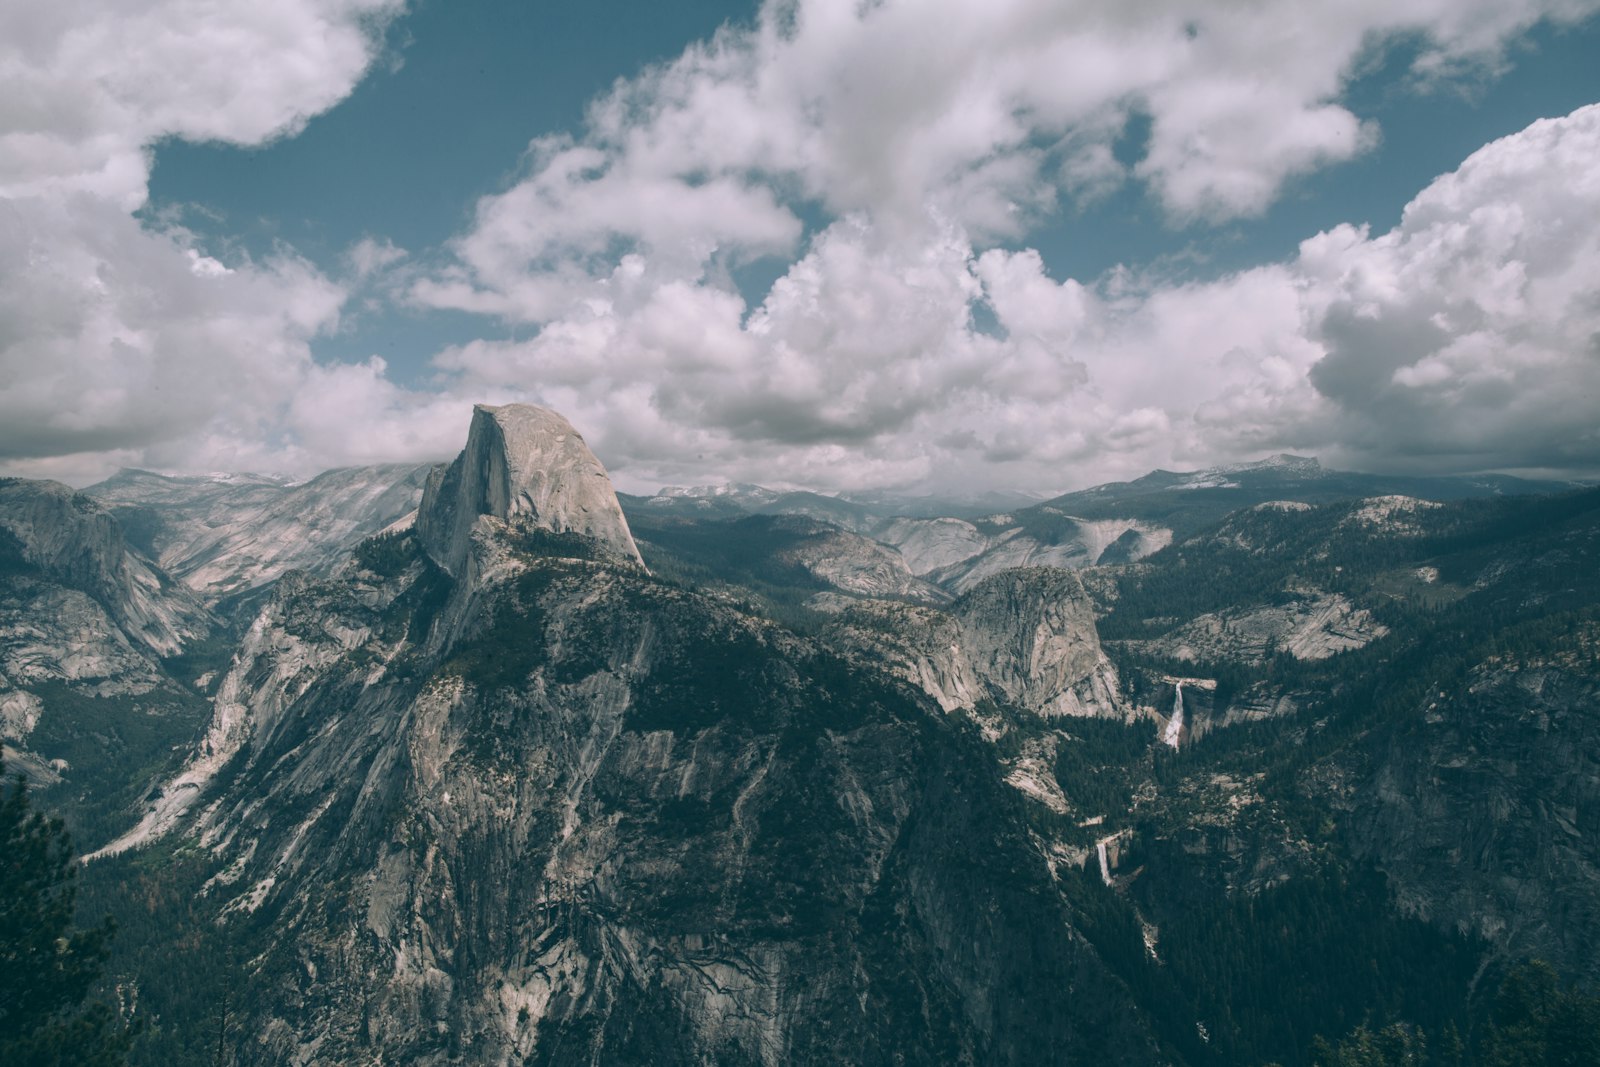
[2,406,1596,1065]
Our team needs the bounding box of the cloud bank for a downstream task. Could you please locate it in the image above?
[3,0,1598,491]
[0,0,406,482]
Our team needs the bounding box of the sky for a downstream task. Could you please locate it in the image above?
[3,0,1599,496]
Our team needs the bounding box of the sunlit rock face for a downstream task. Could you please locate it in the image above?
[825,567,1125,721]
[0,478,211,657]
[417,403,644,576]
[0,477,215,806]
[86,464,433,605]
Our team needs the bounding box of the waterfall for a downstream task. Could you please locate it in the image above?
[1161,681,1184,749]
[1097,839,1112,885]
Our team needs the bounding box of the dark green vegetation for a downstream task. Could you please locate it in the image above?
[1309,961,1600,1066]
[24,682,211,849]
[77,550,1170,1063]
[624,512,846,631]
[1,759,132,1066]
[1043,488,1600,1065]
[1034,461,1568,541]
[351,527,419,577]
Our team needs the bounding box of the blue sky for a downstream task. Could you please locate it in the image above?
[4,0,1600,492]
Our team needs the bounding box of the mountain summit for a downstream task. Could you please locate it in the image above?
[417,403,643,574]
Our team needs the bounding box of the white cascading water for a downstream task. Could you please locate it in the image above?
[1097,839,1112,885]
[1161,681,1184,749]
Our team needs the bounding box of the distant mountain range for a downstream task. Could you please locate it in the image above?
[1,430,1594,1065]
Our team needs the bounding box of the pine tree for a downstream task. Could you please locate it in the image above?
[0,759,132,1066]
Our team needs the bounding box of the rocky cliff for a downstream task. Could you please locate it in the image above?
[417,404,643,576]
[92,406,1170,1065]
[0,479,211,656]
[0,478,215,837]
[1340,632,1600,984]
[827,567,1125,722]
[86,463,432,605]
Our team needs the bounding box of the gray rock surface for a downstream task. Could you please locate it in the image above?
[1340,648,1600,983]
[828,568,1125,721]
[0,478,212,655]
[874,513,1171,593]
[1138,591,1388,663]
[104,502,1165,1065]
[0,477,217,841]
[417,404,643,575]
[86,463,432,603]
[767,518,947,603]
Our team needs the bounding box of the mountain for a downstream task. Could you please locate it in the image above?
[1036,454,1572,538]
[11,423,1592,1066]
[417,403,643,576]
[0,478,217,841]
[83,404,1168,1065]
[619,456,1571,604]
[1090,487,1600,995]
[85,463,433,608]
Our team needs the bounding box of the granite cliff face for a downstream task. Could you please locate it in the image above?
[827,568,1124,721]
[0,478,214,831]
[86,463,432,606]
[0,479,211,656]
[417,404,643,576]
[1340,632,1600,984]
[37,415,1598,1066]
[94,405,1168,1065]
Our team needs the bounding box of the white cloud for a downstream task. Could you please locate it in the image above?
[0,0,414,482]
[419,100,1600,493]
[4,0,1598,493]
[1298,103,1600,471]
[0,1,404,208]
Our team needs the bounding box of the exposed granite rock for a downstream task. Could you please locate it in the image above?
[874,516,991,575]
[765,517,946,603]
[916,517,1172,594]
[417,404,643,575]
[111,544,1167,1065]
[87,402,1178,1064]
[0,478,211,655]
[86,464,432,604]
[827,568,1125,721]
[1136,591,1388,664]
[0,477,218,842]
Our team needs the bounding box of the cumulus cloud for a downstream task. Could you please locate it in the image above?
[405,0,1600,492]
[4,0,1598,492]
[0,0,419,484]
[1296,104,1600,471]
[422,99,1600,493]
[0,1,404,207]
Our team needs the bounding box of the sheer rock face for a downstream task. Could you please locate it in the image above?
[0,478,211,658]
[86,464,432,604]
[90,405,1166,1063]
[827,568,1125,721]
[417,404,643,576]
[110,544,1162,1065]
[0,478,216,815]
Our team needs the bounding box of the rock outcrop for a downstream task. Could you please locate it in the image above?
[828,567,1124,720]
[417,404,643,575]
[0,477,216,838]
[0,478,211,656]
[1137,591,1388,663]
[86,463,432,605]
[1342,649,1600,983]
